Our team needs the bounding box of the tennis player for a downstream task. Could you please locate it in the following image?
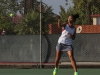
[53,14,79,75]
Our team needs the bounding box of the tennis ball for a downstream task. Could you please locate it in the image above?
[10,13,14,17]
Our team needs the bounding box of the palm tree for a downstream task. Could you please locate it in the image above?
[14,2,56,35]
[24,0,34,15]
[87,0,93,24]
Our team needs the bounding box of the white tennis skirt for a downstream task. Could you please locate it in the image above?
[56,43,73,51]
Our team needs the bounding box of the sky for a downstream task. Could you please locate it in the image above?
[41,0,73,14]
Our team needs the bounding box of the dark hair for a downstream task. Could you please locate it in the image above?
[70,14,79,22]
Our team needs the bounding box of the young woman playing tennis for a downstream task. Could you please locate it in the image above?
[53,14,79,75]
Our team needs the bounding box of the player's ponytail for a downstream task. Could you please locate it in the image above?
[73,14,79,22]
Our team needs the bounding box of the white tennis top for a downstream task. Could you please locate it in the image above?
[58,24,75,45]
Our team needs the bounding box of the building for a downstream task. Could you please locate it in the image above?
[91,14,100,25]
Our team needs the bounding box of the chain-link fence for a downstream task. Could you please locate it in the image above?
[0,34,100,68]
[0,0,100,68]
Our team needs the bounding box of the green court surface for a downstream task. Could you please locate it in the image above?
[0,68,100,75]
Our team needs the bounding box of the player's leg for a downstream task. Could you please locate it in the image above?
[67,50,78,75]
[55,50,62,68]
[53,50,62,75]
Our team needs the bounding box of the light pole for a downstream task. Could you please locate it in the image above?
[40,0,42,69]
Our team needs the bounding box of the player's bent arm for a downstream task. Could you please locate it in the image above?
[56,15,66,28]
[58,19,66,28]
[71,28,76,40]
[68,28,76,40]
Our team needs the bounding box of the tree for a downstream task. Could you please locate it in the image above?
[59,5,73,24]
[41,6,57,34]
[0,0,56,35]
[72,0,100,24]
[59,0,74,24]
[59,0,100,25]
[14,10,40,35]
[0,14,15,34]
[24,0,34,15]
[0,0,18,34]
[0,0,23,15]
[14,4,56,35]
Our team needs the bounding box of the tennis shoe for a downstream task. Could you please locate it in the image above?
[53,68,57,75]
[74,72,78,75]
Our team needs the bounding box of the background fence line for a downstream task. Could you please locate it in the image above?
[0,34,100,63]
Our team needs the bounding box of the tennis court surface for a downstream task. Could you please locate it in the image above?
[0,68,100,75]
